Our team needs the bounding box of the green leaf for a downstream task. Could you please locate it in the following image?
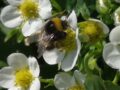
[104,81,120,90]
[85,74,106,90]
[17,32,24,43]
[50,0,62,11]
[96,0,110,14]
[76,0,90,19]
[66,0,77,13]
[4,29,18,42]
[99,14,114,25]
[54,0,67,10]
[0,23,11,35]
[0,60,7,67]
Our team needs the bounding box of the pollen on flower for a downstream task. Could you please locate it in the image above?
[15,68,34,89]
[56,29,76,52]
[79,21,104,43]
[68,85,85,90]
[19,0,39,20]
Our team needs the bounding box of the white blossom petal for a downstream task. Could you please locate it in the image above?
[7,53,28,70]
[39,8,52,19]
[114,7,120,26]
[103,43,120,69]
[0,67,15,88]
[103,43,120,60]
[28,57,40,77]
[7,0,22,6]
[8,86,21,90]
[43,48,65,65]
[39,0,52,19]
[22,19,43,37]
[54,73,73,89]
[109,26,120,44]
[106,54,120,69]
[0,67,14,75]
[29,78,40,90]
[0,5,22,28]
[67,10,77,30]
[25,32,40,46]
[89,19,109,35]
[39,0,51,8]
[74,70,85,84]
[115,0,120,3]
[61,38,81,71]
[61,50,78,71]
[103,43,115,61]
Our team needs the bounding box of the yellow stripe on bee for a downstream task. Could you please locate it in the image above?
[51,17,63,31]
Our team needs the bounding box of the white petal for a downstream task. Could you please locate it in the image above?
[103,43,120,69]
[103,43,114,61]
[115,0,120,3]
[39,0,52,8]
[67,10,77,30]
[7,53,28,70]
[43,48,65,65]
[74,70,85,84]
[8,86,21,90]
[103,43,120,61]
[89,19,109,35]
[7,0,22,6]
[114,7,120,26]
[22,19,43,36]
[29,78,40,90]
[0,67,15,88]
[54,73,73,89]
[39,0,52,19]
[0,66,14,75]
[28,57,40,77]
[39,8,52,19]
[109,26,120,44]
[61,38,81,71]
[106,55,120,69]
[25,32,40,46]
[0,5,22,28]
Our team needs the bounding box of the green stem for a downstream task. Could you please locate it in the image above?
[84,52,93,74]
[112,71,120,85]
[40,78,54,88]
[40,78,54,84]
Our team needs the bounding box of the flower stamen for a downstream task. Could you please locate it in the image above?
[15,68,34,89]
[19,0,39,20]
[80,21,104,43]
[55,29,76,52]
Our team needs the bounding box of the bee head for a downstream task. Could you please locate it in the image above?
[51,17,63,31]
[45,17,68,34]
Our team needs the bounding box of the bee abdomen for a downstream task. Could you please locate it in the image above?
[52,31,66,41]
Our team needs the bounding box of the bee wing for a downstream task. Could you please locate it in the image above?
[37,42,45,58]
[25,21,48,45]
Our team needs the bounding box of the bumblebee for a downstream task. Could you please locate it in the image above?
[25,17,69,57]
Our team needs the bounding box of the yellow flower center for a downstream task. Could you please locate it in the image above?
[56,29,76,52]
[79,21,104,43]
[19,0,39,20]
[15,68,34,89]
[68,85,85,90]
